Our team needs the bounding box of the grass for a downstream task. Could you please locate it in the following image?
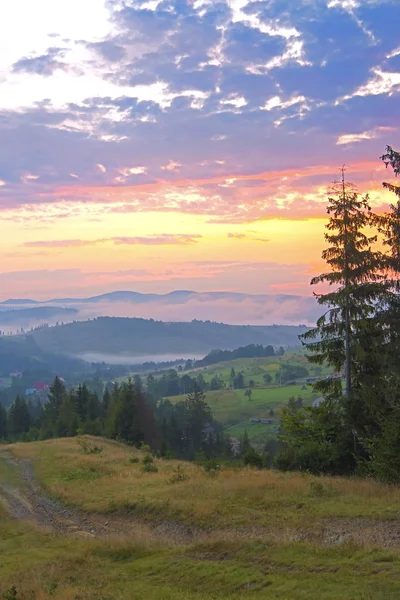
[226,420,280,444]
[3,438,400,598]
[2,515,400,599]
[168,384,316,428]
[8,437,400,530]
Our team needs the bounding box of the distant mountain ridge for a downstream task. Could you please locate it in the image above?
[0,290,318,328]
[0,290,311,305]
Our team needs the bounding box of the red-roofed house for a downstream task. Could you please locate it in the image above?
[34,382,49,391]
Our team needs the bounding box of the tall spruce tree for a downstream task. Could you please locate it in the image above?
[378,146,400,384]
[299,172,391,461]
[363,146,400,481]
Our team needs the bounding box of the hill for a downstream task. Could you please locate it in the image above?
[1,437,400,599]
[0,335,85,377]
[28,317,309,361]
[0,306,78,326]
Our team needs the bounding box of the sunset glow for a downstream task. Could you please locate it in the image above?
[1,0,399,305]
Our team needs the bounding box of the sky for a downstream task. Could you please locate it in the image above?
[0,0,399,304]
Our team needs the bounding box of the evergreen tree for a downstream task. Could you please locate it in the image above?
[0,403,7,439]
[8,396,31,437]
[239,429,251,456]
[101,388,111,420]
[183,388,212,458]
[56,393,79,437]
[41,376,66,435]
[299,173,390,458]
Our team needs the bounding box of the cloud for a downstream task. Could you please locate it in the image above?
[12,47,69,77]
[228,232,246,239]
[337,126,395,145]
[1,0,400,303]
[161,160,182,172]
[23,234,202,248]
[340,68,400,102]
[260,95,307,111]
[118,166,147,176]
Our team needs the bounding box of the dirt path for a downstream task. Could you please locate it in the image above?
[2,449,400,549]
[0,450,108,538]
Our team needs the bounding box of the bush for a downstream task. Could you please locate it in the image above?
[309,481,337,498]
[129,456,139,464]
[76,437,103,455]
[243,447,264,469]
[201,459,221,476]
[294,441,339,475]
[141,453,158,473]
[367,408,400,484]
[141,462,158,473]
[140,442,151,453]
[169,465,189,483]
[273,448,295,472]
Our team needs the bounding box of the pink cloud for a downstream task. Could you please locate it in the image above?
[23,234,202,248]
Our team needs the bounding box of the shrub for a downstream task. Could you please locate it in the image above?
[169,465,189,483]
[141,462,158,473]
[367,408,400,484]
[140,442,151,453]
[273,448,295,472]
[76,437,103,455]
[309,481,337,498]
[3,587,18,600]
[201,459,221,476]
[243,447,264,469]
[129,456,139,464]
[141,453,158,473]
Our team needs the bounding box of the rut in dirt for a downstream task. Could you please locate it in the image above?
[0,450,107,537]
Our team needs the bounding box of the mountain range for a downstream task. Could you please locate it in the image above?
[0,290,308,306]
[0,290,318,329]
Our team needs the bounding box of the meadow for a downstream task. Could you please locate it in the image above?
[9,437,400,529]
[162,349,324,442]
[2,437,400,599]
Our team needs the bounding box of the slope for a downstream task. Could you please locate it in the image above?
[1,437,400,599]
[28,317,309,358]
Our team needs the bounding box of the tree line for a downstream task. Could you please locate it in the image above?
[278,146,400,482]
[0,376,236,462]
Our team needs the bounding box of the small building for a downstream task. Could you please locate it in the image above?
[34,382,49,391]
[10,370,23,379]
[250,418,273,425]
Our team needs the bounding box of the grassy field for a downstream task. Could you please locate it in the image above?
[2,437,400,599]
[155,350,327,444]
[2,510,400,599]
[168,384,317,441]
[9,437,400,529]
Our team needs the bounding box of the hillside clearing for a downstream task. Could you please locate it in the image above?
[2,438,400,599]
[6,437,400,532]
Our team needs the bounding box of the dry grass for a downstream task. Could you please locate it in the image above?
[9,436,400,531]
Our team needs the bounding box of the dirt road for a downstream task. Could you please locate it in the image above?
[0,450,107,537]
